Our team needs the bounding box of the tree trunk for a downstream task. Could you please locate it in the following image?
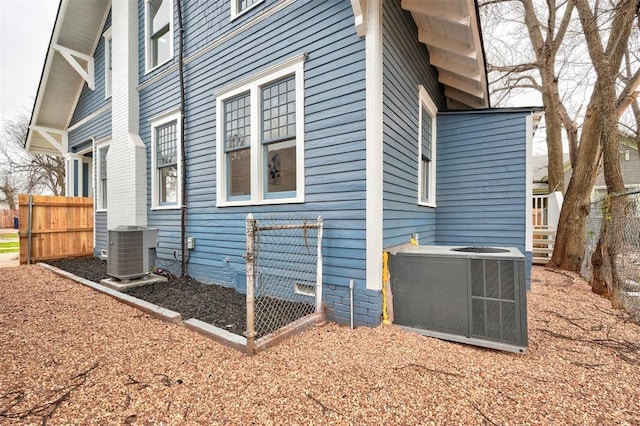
[573,0,637,300]
[551,99,603,271]
[552,0,638,275]
[543,90,566,193]
[590,196,628,307]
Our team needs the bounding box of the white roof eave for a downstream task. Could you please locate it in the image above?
[26,0,111,156]
[401,0,490,109]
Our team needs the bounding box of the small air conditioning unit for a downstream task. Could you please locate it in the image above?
[389,245,528,353]
[107,226,158,281]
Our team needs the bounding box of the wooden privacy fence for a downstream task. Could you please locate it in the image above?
[18,194,93,264]
[0,209,19,228]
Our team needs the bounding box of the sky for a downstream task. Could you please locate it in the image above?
[0,0,58,121]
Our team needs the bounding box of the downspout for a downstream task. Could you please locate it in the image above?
[91,137,96,254]
[176,0,188,277]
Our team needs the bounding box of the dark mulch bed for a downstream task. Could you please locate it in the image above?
[46,257,316,337]
[48,257,110,283]
[47,257,247,335]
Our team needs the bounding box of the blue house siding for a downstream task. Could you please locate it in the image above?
[382,0,447,249]
[70,11,111,125]
[435,111,532,285]
[181,0,274,57]
[139,0,297,85]
[68,108,112,150]
[94,212,107,257]
[139,0,378,325]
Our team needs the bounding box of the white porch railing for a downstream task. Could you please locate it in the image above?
[532,194,549,228]
[532,192,563,265]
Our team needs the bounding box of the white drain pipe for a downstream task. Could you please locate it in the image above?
[349,279,354,329]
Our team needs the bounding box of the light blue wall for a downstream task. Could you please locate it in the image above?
[382,0,446,249]
[138,0,277,83]
[94,212,107,257]
[68,109,111,148]
[436,111,532,285]
[138,0,378,325]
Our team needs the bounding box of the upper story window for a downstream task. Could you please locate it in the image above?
[418,85,437,207]
[230,0,265,20]
[97,143,110,211]
[151,110,182,209]
[216,55,305,206]
[146,0,173,71]
[103,28,112,99]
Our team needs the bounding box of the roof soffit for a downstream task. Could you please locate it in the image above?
[401,0,490,109]
[26,0,110,155]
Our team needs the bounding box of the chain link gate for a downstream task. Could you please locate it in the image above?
[245,214,323,355]
[583,190,640,320]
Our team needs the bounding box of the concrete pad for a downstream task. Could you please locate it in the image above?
[0,252,19,268]
[100,274,168,290]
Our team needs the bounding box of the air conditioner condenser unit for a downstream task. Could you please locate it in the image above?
[107,226,158,281]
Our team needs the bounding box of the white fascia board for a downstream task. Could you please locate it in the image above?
[365,0,383,291]
[26,0,69,153]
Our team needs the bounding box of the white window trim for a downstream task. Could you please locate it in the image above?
[96,140,110,212]
[230,0,265,21]
[65,149,95,199]
[417,85,437,208]
[103,27,112,99]
[145,0,174,73]
[215,55,305,207]
[150,109,182,210]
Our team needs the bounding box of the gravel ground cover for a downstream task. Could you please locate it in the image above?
[1,265,639,424]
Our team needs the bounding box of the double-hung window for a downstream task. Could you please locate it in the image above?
[230,0,264,20]
[216,55,305,206]
[97,143,110,211]
[151,111,182,209]
[146,0,173,71]
[418,85,437,207]
[103,28,112,99]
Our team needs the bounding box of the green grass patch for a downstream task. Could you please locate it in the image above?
[0,241,19,253]
[0,233,18,240]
